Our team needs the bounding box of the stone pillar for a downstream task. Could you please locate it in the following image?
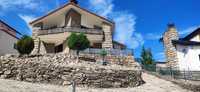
[31,37,47,55]
[63,40,70,54]
[31,28,39,55]
[163,24,179,69]
[102,22,113,48]
[31,27,47,55]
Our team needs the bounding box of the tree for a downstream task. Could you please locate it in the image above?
[140,46,156,71]
[99,49,107,65]
[67,32,90,61]
[140,46,154,65]
[15,35,34,55]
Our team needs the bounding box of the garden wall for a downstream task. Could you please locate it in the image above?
[0,54,143,88]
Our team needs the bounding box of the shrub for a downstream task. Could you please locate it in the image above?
[99,49,108,65]
[100,49,107,58]
[67,32,90,56]
[15,35,34,55]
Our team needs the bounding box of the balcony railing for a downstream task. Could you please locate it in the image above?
[34,27,104,36]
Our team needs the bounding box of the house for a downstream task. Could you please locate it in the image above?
[155,62,167,68]
[162,24,200,71]
[30,0,126,54]
[0,20,21,55]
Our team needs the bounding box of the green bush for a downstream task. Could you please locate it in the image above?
[99,49,107,57]
[15,35,34,55]
[67,32,90,55]
[99,49,108,65]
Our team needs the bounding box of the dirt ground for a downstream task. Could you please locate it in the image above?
[0,73,191,92]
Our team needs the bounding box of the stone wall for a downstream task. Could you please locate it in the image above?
[163,24,179,69]
[0,54,143,88]
[102,23,113,48]
[79,54,137,67]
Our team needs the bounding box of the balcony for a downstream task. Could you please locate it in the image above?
[33,27,104,36]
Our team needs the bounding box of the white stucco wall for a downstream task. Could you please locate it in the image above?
[190,35,200,42]
[176,45,200,71]
[0,30,18,55]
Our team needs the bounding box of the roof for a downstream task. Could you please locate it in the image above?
[30,3,114,25]
[0,20,22,39]
[172,40,200,46]
[182,27,200,41]
[155,62,167,64]
[113,41,126,48]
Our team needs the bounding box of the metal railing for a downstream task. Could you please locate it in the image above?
[143,65,200,81]
[80,48,134,56]
[34,27,104,35]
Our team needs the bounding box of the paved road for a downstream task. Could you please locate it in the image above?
[0,73,191,92]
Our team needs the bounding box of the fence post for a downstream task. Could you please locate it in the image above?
[72,81,76,92]
[183,70,186,81]
[169,66,172,79]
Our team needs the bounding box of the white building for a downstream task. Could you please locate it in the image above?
[0,20,21,55]
[162,24,200,71]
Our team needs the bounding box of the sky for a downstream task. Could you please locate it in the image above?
[0,0,200,61]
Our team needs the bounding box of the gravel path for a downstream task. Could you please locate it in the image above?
[0,73,191,92]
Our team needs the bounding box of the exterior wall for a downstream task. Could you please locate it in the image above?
[35,32,104,54]
[163,26,179,68]
[39,6,104,30]
[156,63,167,68]
[190,35,200,42]
[176,45,200,71]
[0,30,18,55]
[38,32,103,45]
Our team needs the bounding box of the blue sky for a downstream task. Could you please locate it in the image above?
[1,0,200,61]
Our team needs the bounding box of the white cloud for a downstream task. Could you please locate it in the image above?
[88,0,144,49]
[0,0,49,12]
[0,0,37,10]
[145,33,162,40]
[19,14,35,23]
[89,0,114,17]
[18,14,36,30]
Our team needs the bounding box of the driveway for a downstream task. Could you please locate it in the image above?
[0,73,191,92]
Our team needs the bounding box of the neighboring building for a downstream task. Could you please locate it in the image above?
[30,0,126,54]
[0,20,21,55]
[155,62,167,68]
[162,24,200,71]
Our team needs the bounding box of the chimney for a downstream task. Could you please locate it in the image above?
[163,23,179,69]
[69,0,78,4]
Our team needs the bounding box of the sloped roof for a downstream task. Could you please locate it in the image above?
[0,20,21,39]
[172,40,200,46]
[182,27,200,41]
[30,3,114,25]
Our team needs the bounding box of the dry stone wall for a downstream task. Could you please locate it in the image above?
[0,54,143,88]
